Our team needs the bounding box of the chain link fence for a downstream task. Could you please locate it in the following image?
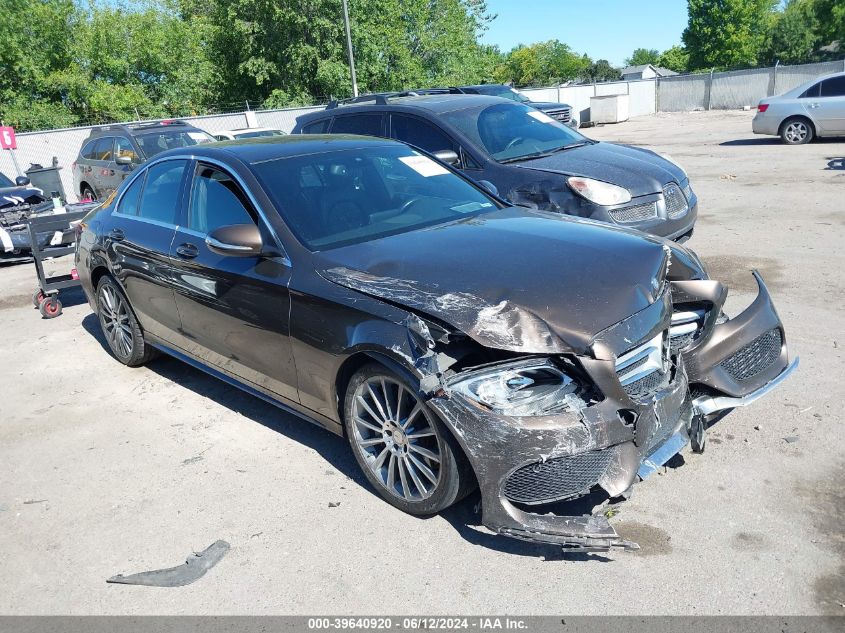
[2,60,842,203]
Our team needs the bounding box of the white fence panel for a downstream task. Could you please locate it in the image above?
[255,106,325,132]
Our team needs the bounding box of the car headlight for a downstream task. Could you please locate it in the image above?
[660,153,688,178]
[567,177,631,206]
[450,359,582,416]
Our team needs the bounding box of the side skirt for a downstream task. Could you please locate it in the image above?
[147,339,343,436]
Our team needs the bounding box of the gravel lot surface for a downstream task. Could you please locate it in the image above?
[1,110,842,615]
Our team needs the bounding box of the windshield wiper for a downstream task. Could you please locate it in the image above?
[498,141,593,164]
[498,152,555,164]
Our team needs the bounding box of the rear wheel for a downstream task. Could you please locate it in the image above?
[780,117,814,145]
[343,364,473,515]
[96,276,157,366]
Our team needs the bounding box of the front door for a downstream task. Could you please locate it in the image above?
[169,162,298,403]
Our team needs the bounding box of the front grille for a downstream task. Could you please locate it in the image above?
[663,183,689,219]
[670,307,706,351]
[615,332,671,402]
[609,201,657,223]
[545,108,571,123]
[503,448,616,504]
[720,328,782,381]
[622,370,668,400]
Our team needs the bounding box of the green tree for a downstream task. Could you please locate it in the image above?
[0,0,78,128]
[759,0,820,64]
[657,45,689,72]
[583,59,619,83]
[683,0,777,70]
[495,40,589,85]
[625,48,660,66]
[813,0,845,51]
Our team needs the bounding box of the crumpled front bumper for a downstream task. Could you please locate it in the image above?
[428,271,795,553]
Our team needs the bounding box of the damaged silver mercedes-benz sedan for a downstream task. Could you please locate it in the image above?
[75,135,797,553]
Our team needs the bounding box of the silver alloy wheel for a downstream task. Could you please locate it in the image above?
[99,284,133,358]
[351,376,441,501]
[785,121,808,143]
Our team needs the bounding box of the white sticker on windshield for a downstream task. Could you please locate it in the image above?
[399,155,449,177]
[188,132,210,142]
[527,110,557,124]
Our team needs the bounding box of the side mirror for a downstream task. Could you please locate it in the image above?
[15,176,30,186]
[477,179,499,197]
[205,224,263,257]
[115,155,133,166]
[433,149,459,166]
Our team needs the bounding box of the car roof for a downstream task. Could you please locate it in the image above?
[156,134,403,164]
[88,121,206,138]
[299,93,509,123]
[217,127,283,135]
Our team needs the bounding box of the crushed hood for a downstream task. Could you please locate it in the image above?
[511,142,685,197]
[316,208,670,354]
[0,184,46,209]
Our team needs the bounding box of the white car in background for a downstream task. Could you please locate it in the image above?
[212,127,286,141]
[753,71,845,144]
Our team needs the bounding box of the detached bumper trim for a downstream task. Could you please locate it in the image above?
[692,357,799,417]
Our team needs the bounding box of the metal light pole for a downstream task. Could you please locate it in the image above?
[342,0,359,97]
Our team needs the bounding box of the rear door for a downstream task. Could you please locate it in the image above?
[816,76,845,133]
[105,159,187,343]
[89,137,115,198]
[169,162,298,402]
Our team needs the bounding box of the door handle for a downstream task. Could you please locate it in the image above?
[108,229,125,242]
[809,103,821,108]
[176,243,199,259]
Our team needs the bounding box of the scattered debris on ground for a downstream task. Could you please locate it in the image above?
[106,540,230,587]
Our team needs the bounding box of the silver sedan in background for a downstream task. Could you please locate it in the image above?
[753,71,845,144]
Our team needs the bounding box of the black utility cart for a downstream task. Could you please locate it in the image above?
[28,208,89,318]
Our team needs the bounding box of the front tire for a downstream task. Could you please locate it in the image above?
[343,364,473,516]
[780,117,814,145]
[96,276,157,366]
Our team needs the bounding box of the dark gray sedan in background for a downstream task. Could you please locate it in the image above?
[294,94,698,241]
[75,135,794,553]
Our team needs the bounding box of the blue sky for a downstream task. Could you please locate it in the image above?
[480,0,689,67]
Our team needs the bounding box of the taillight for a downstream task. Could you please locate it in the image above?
[757,103,769,113]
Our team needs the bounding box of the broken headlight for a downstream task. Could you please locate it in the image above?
[450,359,581,416]
[567,176,631,206]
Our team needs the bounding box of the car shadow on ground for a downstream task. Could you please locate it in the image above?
[721,137,843,147]
[81,312,609,560]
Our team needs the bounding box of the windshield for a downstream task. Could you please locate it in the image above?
[135,129,214,158]
[442,102,588,162]
[477,85,530,103]
[0,172,14,188]
[252,145,500,250]
[235,129,286,139]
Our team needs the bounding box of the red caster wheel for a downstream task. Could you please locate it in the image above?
[33,289,46,307]
[39,296,63,319]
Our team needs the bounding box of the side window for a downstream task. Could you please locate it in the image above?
[391,114,458,155]
[115,137,139,163]
[800,83,820,98]
[330,114,384,136]
[117,173,145,216]
[93,137,114,161]
[820,76,845,97]
[80,140,98,160]
[188,165,255,234]
[302,119,331,134]
[137,160,187,224]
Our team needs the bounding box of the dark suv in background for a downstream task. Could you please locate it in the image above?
[456,83,578,128]
[72,120,214,201]
[293,93,697,242]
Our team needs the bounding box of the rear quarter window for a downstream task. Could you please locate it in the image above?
[302,119,331,134]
